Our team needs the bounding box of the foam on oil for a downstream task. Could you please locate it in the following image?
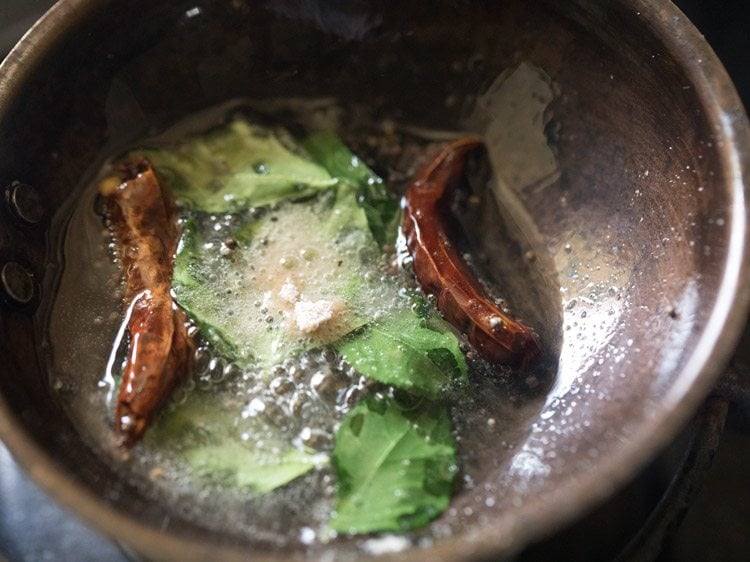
[42,100,551,550]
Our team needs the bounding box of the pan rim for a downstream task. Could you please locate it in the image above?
[0,0,748,560]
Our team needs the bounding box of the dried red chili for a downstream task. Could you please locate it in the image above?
[401,138,540,368]
[101,159,194,448]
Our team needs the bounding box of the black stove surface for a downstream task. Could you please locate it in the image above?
[1,2,748,561]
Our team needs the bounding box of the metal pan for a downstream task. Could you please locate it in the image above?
[0,1,748,560]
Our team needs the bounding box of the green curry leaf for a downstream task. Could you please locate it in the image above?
[185,442,321,494]
[172,191,378,371]
[335,306,467,399]
[172,219,240,360]
[146,390,323,493]
[330,396,457,534]
[138,119,336,212]
[303,130,400,247]
[153,120,467,525]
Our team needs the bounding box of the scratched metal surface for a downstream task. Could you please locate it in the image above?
[0,5,128,561]
[0,1,748,561]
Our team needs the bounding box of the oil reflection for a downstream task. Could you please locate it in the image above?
[549,235,629,405]
[464,62,635,486]
[466,61,559,195]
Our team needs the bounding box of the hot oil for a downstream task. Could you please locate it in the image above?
[42,99,552,550]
